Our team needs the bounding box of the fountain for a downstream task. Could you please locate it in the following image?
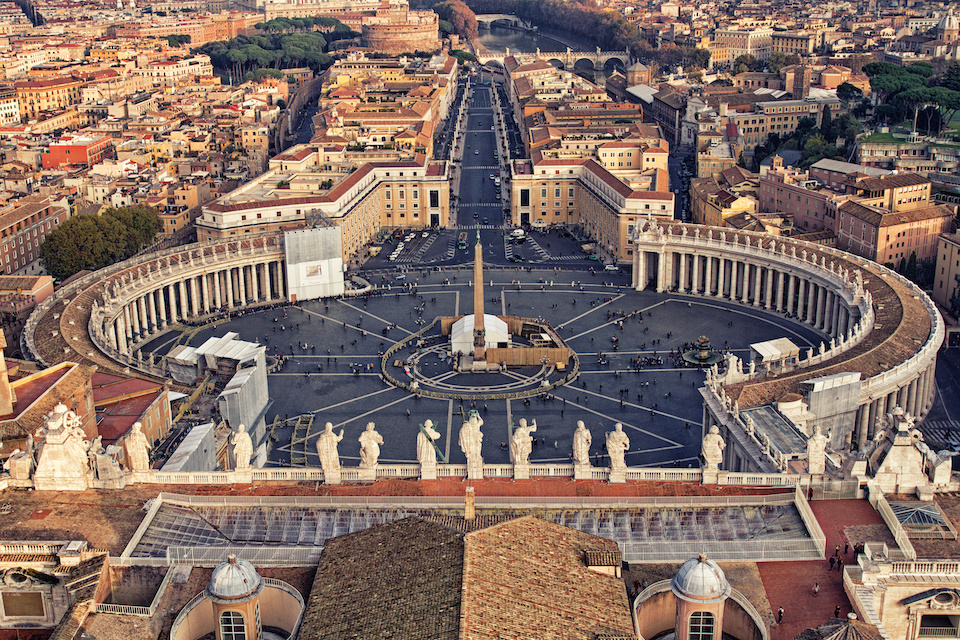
[682,336,723,368]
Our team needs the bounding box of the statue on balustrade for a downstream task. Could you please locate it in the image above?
[510,418,537,466]
[317,422,344,473]
[573,421,592,467]
[358,422,383,469]
[702,425,726,471]
[459,411,484,478]
[124,422,152,472]
[418,420,441,468]
[607,423,630,472]
[806,425,828,476]
[231,424,253,471]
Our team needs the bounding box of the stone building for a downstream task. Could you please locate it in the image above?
[360,0,440,55]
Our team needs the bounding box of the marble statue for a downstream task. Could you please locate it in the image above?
[459,411,484,479]
[807,425,828,475]
[573,421,592,467]
[231,424,253,471]
[317,422,344,476]
[510,418,537,466]
[4,433,33,480]
[702,425,726,471]
[606,423,630,472]
[33,404,91,491]
[418,420,441,469]
[124,422,151,472]
[358,422,383,469]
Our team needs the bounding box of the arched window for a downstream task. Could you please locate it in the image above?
[689,611,715,640]
[220,610,247,640]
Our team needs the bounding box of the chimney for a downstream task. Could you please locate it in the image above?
[719,102,728,117]
[464,486,475,520]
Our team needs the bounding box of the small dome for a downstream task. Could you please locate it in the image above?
[671,554,731,603]
[206,555,264,602]
[937,11,958,32]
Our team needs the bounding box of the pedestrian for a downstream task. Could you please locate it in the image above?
[813,582,819,597]
[837,557,843,572]
[834,605,841,618]
[844,542,849,555]
[777,607,784,623]
[835,545,840,557]
[829,556,835,571]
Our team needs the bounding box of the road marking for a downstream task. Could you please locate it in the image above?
[300,308,401,344]
[339,300,414,335]
[553,395,684,448]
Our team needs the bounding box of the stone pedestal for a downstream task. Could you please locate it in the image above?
[324,469,342,485]
[467,462,483,481]
[420,462,437,481]
[574,464,592,480]
[514,463,529,480]
[702,468,719,485]
[231,470,253,485]
[608,468,626,484]
[358,466,377,483]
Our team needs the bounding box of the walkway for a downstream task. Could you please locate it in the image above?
[757,499,888,640]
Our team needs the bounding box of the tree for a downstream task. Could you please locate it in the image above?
[39,207,161,281]
[904,251,919,282]
[433,0,478,41]
[836,82,863,107]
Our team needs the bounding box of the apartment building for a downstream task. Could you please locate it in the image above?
[730,99,828,148]
[41,134,112,169]
[712,26,774,61]
[934,232,960,314]
[132,56,214,87]
[771,31,818,56]
[0,195,70,276]
[837,198,953,265]
[759,156,847,232]
[14,76,82,121]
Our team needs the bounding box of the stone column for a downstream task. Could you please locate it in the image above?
[190,276,200,317]
[226,268,235,308]
[764,267,774,309]
[741,262,750,304]
[199,274,208,313]
[136,297,146,337]
[117,314,129,354]
[158,286,168,327]
[635,251,646,290]
[775,270,785,312]
[816,287,826,329]
[678,252,688,293]
[239,265,247,305]
[753,265,762,306]
[252,263,262,302]
[856,403,869,449]
[705,256,714,295]
[796,279,806,321]
[656,250,667,293]
[178,280,188,320]
[907,378,918,417]
[109,319,119,351]
[805,282,815,324]
[148,290,157,332]
[787,274,797,316]
[716,257,725,297]
[213,270,223,309]
[728,260,738,300]
[692,255,701,292]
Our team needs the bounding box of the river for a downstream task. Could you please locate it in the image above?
[476,24,616,84]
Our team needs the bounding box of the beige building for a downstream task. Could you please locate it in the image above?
[934,232,960,314]
[198,145,450,263]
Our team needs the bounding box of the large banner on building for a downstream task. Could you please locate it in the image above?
[284,227,345,301]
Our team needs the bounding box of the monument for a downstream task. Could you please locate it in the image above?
[231,424,253,472]
[459,410,484,480]
[702,425,726,482]
[418,420,442,480]
[573,421,592,480]
[806,425,829,476]
[358,422,383,482]
[124,422,152,473]
[449,234,510,367]
[473,231,486,361]
[511,418,537,479]
[607,423,630,483]
[33,403,91,492]
[317,422,344,484]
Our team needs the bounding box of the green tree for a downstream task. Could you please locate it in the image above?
[40,207,161,281]
[905,251,919,282]
[433,0,478,40]
[836,82,863,107]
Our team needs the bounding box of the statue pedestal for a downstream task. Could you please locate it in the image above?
[574,464,592,480]
[702,468,719,484]
[231,470,253,485]
[420,463,437,481]
[467,463,484,481]
[324,469,342,485]
[608,468,626,484]
[358,466,377,483]
[514,463,529,480]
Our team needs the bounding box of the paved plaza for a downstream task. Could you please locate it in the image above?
[143,267,826,470]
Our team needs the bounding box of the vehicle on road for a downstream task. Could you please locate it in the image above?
[604,264,618,272]
[588,255,600,261]
[458,232,468,250]
[395,274,406,280]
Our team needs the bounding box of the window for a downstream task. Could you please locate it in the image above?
[689,612,715,640]
[220,611,246,640]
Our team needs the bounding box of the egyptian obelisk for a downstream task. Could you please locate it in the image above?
[473,231,485,361]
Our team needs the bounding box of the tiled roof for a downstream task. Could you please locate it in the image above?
[851,173,929,191]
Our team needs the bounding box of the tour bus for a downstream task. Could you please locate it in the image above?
[458,232,468,250]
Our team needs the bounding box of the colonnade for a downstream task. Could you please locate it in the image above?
[853,360,939,450]
[635,249,856,340]
[106,259,287,355]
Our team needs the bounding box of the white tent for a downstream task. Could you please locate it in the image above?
[450,314,510,356]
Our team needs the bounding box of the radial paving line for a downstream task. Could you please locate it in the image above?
[301,309,401,344]
[555,395,684,448]
[555,294,626,329]
[338,300,415,335]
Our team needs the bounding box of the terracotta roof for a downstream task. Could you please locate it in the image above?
[850,173,929,191]
[300,515,634,639]
[839,200,953,227]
